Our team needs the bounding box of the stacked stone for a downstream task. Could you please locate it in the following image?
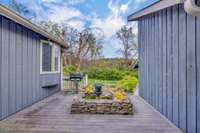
[71,97,133,115]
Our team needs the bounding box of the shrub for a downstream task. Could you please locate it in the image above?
[82,68,124,80]
[122,70,138,79]
[82,68,139,81]
[63,65,76,76]
[117,76,138,93]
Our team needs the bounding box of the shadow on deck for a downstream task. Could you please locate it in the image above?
[0,92,182,133]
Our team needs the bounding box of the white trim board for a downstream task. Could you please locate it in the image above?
[40,40,61,75]
[128,0,184,21]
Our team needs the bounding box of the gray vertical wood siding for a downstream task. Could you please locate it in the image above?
[138,4,200,133]
[0,15,61,120]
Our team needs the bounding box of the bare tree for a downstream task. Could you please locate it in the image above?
[75,28,104,72]
[40,21,64,40]
[39,21,104,72]
[116,25,138,68]
[62,27,79,65]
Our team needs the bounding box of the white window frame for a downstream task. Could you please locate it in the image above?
[40,40,61,74]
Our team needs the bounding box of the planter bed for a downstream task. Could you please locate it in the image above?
[71,95,133,115]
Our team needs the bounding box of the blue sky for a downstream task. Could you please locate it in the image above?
[0,0,158,58]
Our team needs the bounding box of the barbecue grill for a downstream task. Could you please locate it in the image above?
[67,73,84,94]
[69,73,83,81]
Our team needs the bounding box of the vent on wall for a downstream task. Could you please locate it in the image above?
[42,84,58,90]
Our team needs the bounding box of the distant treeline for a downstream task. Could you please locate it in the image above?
[81,58,137,70]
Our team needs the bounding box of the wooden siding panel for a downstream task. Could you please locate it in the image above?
[16,25,23,111]
[138,3,200,133]
[0,15,61,120]
[142,18,145,98]
[138,20,142,97]
[29,32,35,103]
[32,33,37,102]
[158,11,163,113]
[37,38,43,100]
[152,14,156,107]
[146,16,149,103]
[27,31,32,105]
[149,14,153,105]
[155,12,159,110]
[0,16,2,118]
[1,17,9,118]
[36,36,40,101]
[139,18,144,97]
[22,28,28,107]
[162,9,167,116]
[197,8,200,133]
[9,21,16,114]
[144,17,149,100]
[172,5,179,126]
[186,14,196,133]
[178,4,187,133]
[141,17,145,99]
[166,7,173,121]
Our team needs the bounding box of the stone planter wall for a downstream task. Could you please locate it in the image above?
[71,96,133,115]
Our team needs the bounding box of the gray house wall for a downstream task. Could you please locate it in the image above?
[0,15,61,120]
[138,4,200,133]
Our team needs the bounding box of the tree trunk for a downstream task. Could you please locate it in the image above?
[76,57,81,72]
[75,33,83,73]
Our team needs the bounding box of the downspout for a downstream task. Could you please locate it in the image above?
[184,0,200,16]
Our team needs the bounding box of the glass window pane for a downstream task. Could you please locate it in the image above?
[55,57,59,71]
[42,42,52,72]
[53,45,60,72]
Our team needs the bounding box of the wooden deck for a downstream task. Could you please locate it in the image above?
[0,92,182,133]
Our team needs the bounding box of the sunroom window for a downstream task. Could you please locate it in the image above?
[40,40,60,74]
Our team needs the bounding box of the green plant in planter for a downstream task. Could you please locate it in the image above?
[100,96,113,100]
[117,76,138,93]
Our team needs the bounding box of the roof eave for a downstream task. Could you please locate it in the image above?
[128,0,184,21]
[0,4,69,49]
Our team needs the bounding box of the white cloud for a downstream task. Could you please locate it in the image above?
[41,0,57,2]
[45,5,86,31]
[88,0,132,58]
[90,0,129,39]
[47,6,82,23]
[120,4,128,13]
[13,0,141,58]
[91,15,125,39]
[66,19,85,31]
[16,0,86,29]
[120,0,132,13]
[41,0,86,5]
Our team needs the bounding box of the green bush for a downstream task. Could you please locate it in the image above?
[121,70,139,79]
[82,68,123,80]
[63,65,76,76]
[117,76,138,93]
[82,68,138,81]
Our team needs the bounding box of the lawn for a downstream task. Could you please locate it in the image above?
[87,79,118,86]
[63,79,118,91]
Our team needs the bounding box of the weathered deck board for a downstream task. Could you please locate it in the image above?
[0,92,182,133]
